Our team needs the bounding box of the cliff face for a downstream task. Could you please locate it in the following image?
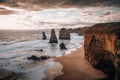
[84,22,120,80]
[84,33,115,60]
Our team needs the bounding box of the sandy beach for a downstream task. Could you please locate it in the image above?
[44,46,106,80]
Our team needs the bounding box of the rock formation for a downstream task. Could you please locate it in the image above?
[59,28,70,40]
[68,27,89,35]
[41,56,50,60]
[84,22,120,80]
[60,43,67,49]
[42,32,47,40]
[49,29,58,43]
[34,49,43,51]
[27,55,50,61]
[27,55,40,61]
[0,69,21,80]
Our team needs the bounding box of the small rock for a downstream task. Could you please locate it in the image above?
[60,43,67,49]
[40,56,50,60]
[42,32,47,40]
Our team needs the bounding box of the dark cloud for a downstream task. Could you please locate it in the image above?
[0,7,15,15]
[0,0,120,9]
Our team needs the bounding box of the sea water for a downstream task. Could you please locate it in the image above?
[0,29,84,80]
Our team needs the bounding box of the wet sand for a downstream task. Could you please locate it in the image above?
[45,46,106,80]
[43,62,63,80]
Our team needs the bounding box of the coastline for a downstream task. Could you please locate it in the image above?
[44,46,106,80]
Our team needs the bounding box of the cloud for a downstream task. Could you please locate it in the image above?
[0,4,120,29]
[0,7,15,15]
[59,22,95,27]
[0,0,120,10]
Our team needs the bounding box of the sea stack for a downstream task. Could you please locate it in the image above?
[59,28,70,40]
[42,32,47,40]
[49,29,58,43]
[84,22,120,80]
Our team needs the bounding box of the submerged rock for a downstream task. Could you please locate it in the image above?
[27,55,40,61]
[60,43,67,49]
[0,69,22,80]
[49,29,58,43]
[42,32,47,40]
[59,28,70,40]
[84,22,120,80]
[27,55,50,61]
[40,56,50,60]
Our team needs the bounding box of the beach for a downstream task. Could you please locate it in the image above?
[44,46,106,80]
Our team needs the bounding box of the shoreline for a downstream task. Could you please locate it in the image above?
[44,46,106,80]
[43,61,63,80]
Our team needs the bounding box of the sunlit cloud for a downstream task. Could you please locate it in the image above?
[0,6,120,29]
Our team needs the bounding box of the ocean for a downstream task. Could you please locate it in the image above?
[0,29,84,80]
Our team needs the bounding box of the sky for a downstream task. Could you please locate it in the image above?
[0,0,120,30]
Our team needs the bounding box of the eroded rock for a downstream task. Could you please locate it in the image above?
[59,28,70,40]
[27,55,50,61]
[60,43,67,49]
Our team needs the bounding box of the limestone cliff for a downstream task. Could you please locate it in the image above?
[84,22,120,80]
